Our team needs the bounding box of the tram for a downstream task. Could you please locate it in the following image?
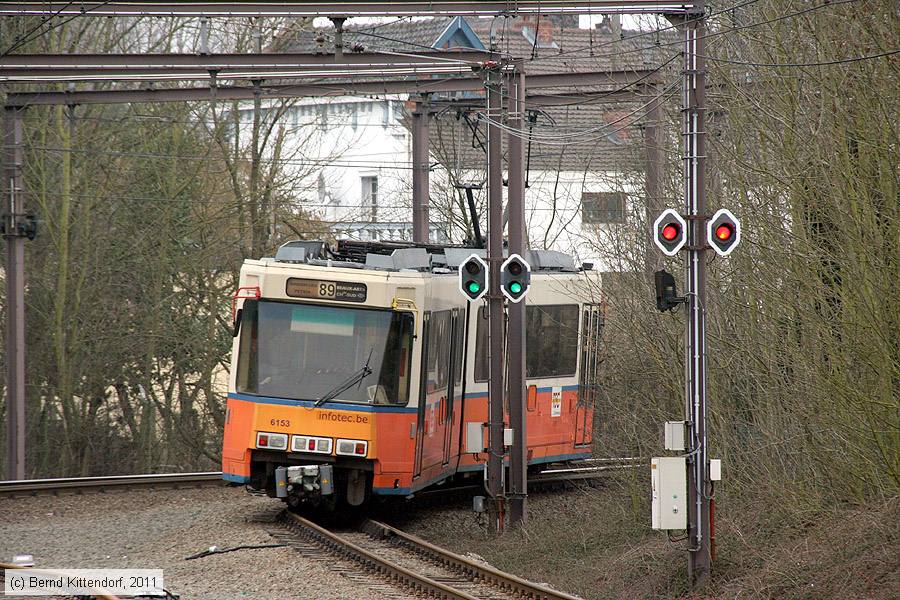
[221,240,604,509]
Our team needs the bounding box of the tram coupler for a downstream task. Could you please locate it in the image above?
[286,464,334,495]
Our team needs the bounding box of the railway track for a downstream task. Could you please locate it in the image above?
[274,511,583,600]
[0,459,641,499]
[1,462,636,598]
[0,472,224,497]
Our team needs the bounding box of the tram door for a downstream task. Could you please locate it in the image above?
[443,309,465,465]
[414,310,453,479]
[576,305,604,446]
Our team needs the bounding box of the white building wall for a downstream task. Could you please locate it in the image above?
[430,167,642,272]
[243,96,642,270]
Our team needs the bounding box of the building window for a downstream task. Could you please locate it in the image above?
[582,192,626,224]
[362,176,378,223]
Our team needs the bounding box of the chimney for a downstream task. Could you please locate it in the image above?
[595,15,622,37]
[595,16,611,34]
[520,15,555,47]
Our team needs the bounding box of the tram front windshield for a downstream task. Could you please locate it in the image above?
[236,300,414,405]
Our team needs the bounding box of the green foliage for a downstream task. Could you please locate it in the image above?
[0,15,322,476]
[596,0,899,513]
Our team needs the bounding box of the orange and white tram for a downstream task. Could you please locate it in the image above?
[222,240,604,509]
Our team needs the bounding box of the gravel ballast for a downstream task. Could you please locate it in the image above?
[0,485,397,599]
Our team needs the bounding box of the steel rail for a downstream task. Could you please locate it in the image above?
[0,562,121,600]
[0,472,224,497]
[362,519,584,600]
[0,2,700,18]
[282,511,481,600]
[0,458,638,498]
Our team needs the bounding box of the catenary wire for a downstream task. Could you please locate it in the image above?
[34,190,618,212]
[0,1,114,58]
[475,79,679,144]
[525,0,861,66]
[526,0,766,64]
[25,145,429,169]
[0,1,75,58]
[701,48,899,68]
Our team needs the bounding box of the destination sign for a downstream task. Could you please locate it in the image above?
[285,278,367,303]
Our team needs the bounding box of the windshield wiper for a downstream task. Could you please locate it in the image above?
[314,348,374,407]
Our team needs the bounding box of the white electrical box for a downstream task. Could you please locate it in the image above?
[651,457,688,530]
[709,458,722,481]
[465,422,486,454]
[664,421,686,451]
[503,428,514,447]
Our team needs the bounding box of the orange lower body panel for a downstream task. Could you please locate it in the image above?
[222,386,592,495]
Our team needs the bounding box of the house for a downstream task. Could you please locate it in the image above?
[262,15,670,271]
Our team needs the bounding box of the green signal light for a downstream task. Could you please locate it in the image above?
[466,281,481,294]
[509,281,523,294]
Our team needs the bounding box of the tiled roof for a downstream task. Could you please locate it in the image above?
[427,98,649,173]
[429,17,672,172]
[277,17,459,54]
[276,16,677,172]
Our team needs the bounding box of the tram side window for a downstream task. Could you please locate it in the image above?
[236,300,259,393]
[453,310,465,385]
[474,304,579,381]
[474,306,489,382]
[526,304,579,378]
[426,311,452,393]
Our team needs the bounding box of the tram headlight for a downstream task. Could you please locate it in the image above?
[336,438,368,457]
[291,435,333,454]
[256,431,288,450]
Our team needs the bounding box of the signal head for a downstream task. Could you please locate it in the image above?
[653,209,687,256]
[715,223,734,241]
[707,208,741,256]
[654,269,683,312]
[458,254,489,301]
[500,254,531,303]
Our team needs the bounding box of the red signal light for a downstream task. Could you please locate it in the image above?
[715,224,733,241]
[662,224,680,241]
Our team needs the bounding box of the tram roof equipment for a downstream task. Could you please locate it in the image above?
[269,240,582,273]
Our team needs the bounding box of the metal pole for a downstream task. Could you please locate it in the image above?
[411,97,430,243]
[5,69,657,107]
[3,106,26,480]
[485,67,505,532]
[506,65,527,526]
[681,10,711,587]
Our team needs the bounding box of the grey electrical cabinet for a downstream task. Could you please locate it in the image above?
[651,457,688,530]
